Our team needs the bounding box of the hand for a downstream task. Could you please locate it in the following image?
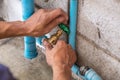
[43,40,77,69]
[44,40,76,80]
[24,8,68,37]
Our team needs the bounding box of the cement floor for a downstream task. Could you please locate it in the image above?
[0,37,53,80]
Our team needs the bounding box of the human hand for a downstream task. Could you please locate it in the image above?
[43,40,77,69]
[24,8,68,37]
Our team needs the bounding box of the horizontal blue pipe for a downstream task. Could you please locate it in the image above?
[85,69,102,80]
[22,0,38,59]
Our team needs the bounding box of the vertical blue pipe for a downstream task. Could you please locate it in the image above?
[69,0,78,50]
[69,0,79,74]
[69,0,102,80]
[22,0,38,59]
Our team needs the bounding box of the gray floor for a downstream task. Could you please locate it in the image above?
[0,37,81,80]
[0,37,52,80]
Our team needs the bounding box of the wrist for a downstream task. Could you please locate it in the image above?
[53,64,71,73]
[8,21,28,37]
[21,21,31,36]
[52,64,71,80]
[17,21,29,36]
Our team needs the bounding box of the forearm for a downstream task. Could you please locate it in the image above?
[0,21,28,39]
[53,64,72,80]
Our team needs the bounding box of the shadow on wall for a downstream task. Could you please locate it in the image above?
[0,0,3,18]
[0,0,3,8]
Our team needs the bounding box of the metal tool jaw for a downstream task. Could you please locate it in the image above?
[47,29,63,45]
[45,23,69,45]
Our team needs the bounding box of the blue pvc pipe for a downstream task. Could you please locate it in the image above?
[69,0,78,74]
[69,0,78,50]
[36,37,43,45]
[85,69,102,80]
[71,65,79,75]
[22,0,38,59]
[69,0,102,80]
[36,36,47,45]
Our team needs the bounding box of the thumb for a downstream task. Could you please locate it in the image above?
[43,39,53,51]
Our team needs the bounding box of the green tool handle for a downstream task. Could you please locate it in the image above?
[58,23,70,35]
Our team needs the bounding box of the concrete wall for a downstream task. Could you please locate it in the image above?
[0,0,120,80]
[0,0,22,21]
[77,0,120,80]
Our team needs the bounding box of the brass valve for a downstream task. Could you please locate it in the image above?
[47,29,63,45]
[44,23,69,46]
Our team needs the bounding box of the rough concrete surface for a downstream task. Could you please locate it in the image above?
[0,37,53,80]
[76,35,120,80]
[0,0,22,21]
[77,0,120,80]
[78,0,120,60]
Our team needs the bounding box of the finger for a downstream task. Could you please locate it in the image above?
[55,40,67,49]
[38,9,53,13]
[48,8,68,23]
[43,39,53,51]
[67,44,73,50]
[42,9,55,13]
[67,44,77,64]
[44,9,53,12]
[46,16,66,32]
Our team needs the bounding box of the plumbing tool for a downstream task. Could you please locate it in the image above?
[47,29,63,45]
[44,23,69,46]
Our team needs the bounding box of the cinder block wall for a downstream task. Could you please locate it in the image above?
[77,0,120,80]
[0,0,120,80]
